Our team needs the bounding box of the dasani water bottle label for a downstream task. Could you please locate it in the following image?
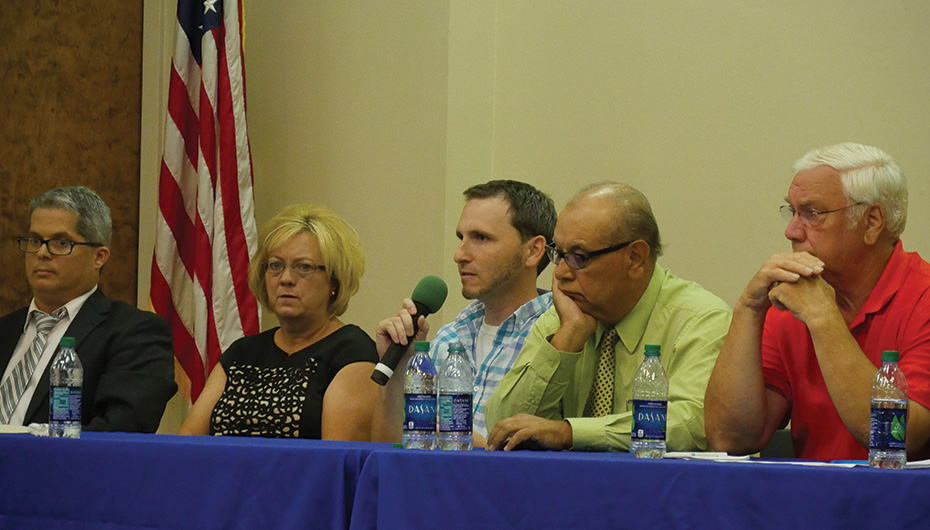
[438,393,472,433]
[870,407,906,451]
[50,386,81,422]
[404,393,437,431]
[631,399,667,442]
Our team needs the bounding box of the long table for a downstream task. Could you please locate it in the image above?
[351,448,930,529]
[0,432,372,529]
[2,432,929,529]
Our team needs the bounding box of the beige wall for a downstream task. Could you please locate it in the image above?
[141,1,930,430]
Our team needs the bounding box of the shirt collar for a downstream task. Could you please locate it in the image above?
[596,265,667,354]
[850,240,906,329]
[454,289,552,330]
[510,289,552,325]
[25,285,98,332]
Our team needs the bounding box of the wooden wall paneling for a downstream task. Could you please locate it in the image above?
[0,1,144,315]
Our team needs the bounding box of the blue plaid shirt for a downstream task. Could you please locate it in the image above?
[431,290,552,437]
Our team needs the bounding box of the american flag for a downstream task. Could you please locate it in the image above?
[151,0,260,402]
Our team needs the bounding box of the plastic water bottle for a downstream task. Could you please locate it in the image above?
[869,350,908,469]
[438,341,475,450]
[403,341,437,449]
[631,344,668,458]
[49,337,83,438]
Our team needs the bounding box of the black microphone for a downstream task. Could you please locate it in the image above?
[371,275,448,386]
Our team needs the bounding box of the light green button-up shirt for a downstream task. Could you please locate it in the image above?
[485,265,732,451]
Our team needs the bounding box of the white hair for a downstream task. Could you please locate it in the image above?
[793,142,907,239]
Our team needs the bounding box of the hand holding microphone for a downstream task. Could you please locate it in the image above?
[371,275,448,385]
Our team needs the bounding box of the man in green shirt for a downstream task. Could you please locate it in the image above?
[485,182,731,451]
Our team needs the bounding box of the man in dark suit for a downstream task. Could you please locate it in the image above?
[0,186,176,432]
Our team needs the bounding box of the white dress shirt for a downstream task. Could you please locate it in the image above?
[0,286,97,425]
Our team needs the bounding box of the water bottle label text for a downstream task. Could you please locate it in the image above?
[438,393,472,433]
[631,399,667,442]
[404,393,437,432]
[870,407,907,451]
[50,386,81,421]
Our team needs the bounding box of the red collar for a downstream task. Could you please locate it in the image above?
[849,240,907,329]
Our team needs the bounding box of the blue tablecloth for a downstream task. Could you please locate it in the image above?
[0,432,378,530]
[3,433,930,530]
[350,448,930,530]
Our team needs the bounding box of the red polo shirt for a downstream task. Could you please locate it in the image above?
[761,241,930,460]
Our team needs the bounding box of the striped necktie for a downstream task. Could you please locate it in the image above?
[0,307,67,423]
[583,328,620,418]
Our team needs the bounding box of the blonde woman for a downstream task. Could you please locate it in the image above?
[180,204,379,440]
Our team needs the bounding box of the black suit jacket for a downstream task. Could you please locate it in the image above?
[0,289,177,432]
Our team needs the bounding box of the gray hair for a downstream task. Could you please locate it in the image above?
[29,186,112,245]
[793,143,907,239]
[567,182,663,260]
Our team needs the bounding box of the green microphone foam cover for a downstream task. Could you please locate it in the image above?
[411,275,448,314]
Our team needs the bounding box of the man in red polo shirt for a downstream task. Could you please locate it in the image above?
[705,142,930,460]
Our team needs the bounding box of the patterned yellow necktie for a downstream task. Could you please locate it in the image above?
[584,328,620,417]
